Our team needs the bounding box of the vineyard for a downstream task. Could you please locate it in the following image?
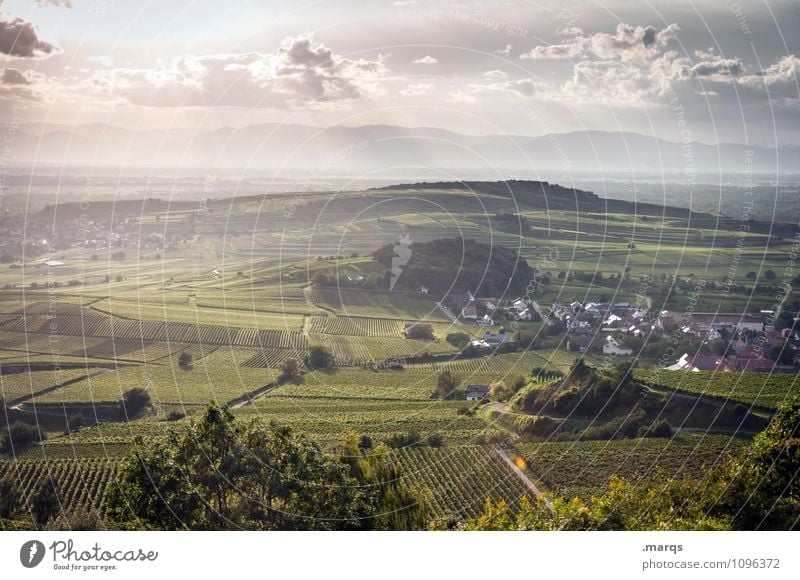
[279,369,441,400]
[0,369,91,404]
[0,314,308,350]
[33,353,275,406]
[516,435,749,501]
[308,334,457,366]
[404,350,566,377]
[0,459,118,515]
[309,287,448,320]
[395,446,530,519]
[635,369,800,410]
[238,396,488,445]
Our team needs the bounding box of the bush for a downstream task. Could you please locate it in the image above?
[0,422,44,452]
[305,346,336,371]
[120,388,152,417]
[30,478,59,525]
[279,358,303,382]
[0,474,20,519]
[637,419,673,438]
[66,414,84,434]
[445,332,470,349]
[405,323,434,340]
[165,411,186,422]
[178,351,193,368]
[49,507,105,531]
[385,431,421,449]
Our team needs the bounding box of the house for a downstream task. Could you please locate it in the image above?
[478,314,494,326]
[461,302,478,320]
[690,312,764,332]
[477,297,497,310]
[465,385,491,401]
[515,308,534,321]
[666,353,700,371]
[603,336,633,356]
[483,332,509,344]
[417,285,429,294]
[568,334,604,352]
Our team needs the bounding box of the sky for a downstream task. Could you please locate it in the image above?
[0,0,798,146]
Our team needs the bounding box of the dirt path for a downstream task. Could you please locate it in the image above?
[494,445,548,499]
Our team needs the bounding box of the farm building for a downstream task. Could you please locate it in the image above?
[465,385,491,401]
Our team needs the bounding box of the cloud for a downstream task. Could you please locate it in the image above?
[412,55,437,64]
[482,70,508,79]
[495,44,512,56]
[740,55,800,86]
[2,67,31,85]
[35,0,73,7]
[447,89,478,104]
[91,34,389,109]
[520,22,678,61]
[401,82,430,96]
[476,78,538,98]
[0,12,57,57]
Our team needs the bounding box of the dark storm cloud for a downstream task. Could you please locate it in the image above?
[0,1,56,58]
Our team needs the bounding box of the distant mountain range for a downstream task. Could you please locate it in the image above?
[3,122,797,175]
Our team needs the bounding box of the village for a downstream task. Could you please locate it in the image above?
[428,291,800,378]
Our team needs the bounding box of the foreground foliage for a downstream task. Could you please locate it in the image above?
[464,396,800,530]
[106,404,428,530]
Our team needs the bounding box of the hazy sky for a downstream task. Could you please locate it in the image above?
[1,0,798,145]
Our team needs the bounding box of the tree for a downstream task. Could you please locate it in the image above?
[405,323,434,340]
[178,351,193,368]
[30,478,59,525]
[0,474,20,519]
[106,404,427,530]
[746,271,757,280]
[435,370,460,400]
[446,332,470,349]
[305,346,336,371]
[120,388,152,417]
[278,358,302,382]
[768,342,794,365]
[764,270,777,280]
[0,422,44,452]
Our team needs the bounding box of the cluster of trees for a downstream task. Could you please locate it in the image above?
[462,396,800,530]
[279,346,337,383]
[311,270,386,289]
[405,323,434,340]
[373,237,535,297]
[106,404,429,530]
[445,332,470,349]
[433,370,461,400]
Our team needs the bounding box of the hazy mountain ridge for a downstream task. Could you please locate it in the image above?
[3,122,798,174]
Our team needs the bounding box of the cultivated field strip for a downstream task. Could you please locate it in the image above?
[395,446,530,519]
[0,459,118,515]
[240,348,307,368]
[0,314,307,350]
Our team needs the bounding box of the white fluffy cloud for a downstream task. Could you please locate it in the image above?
[521,23,678,62]
[401,82,431,96]
[88,34,389,109]
[412,55,438,64]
